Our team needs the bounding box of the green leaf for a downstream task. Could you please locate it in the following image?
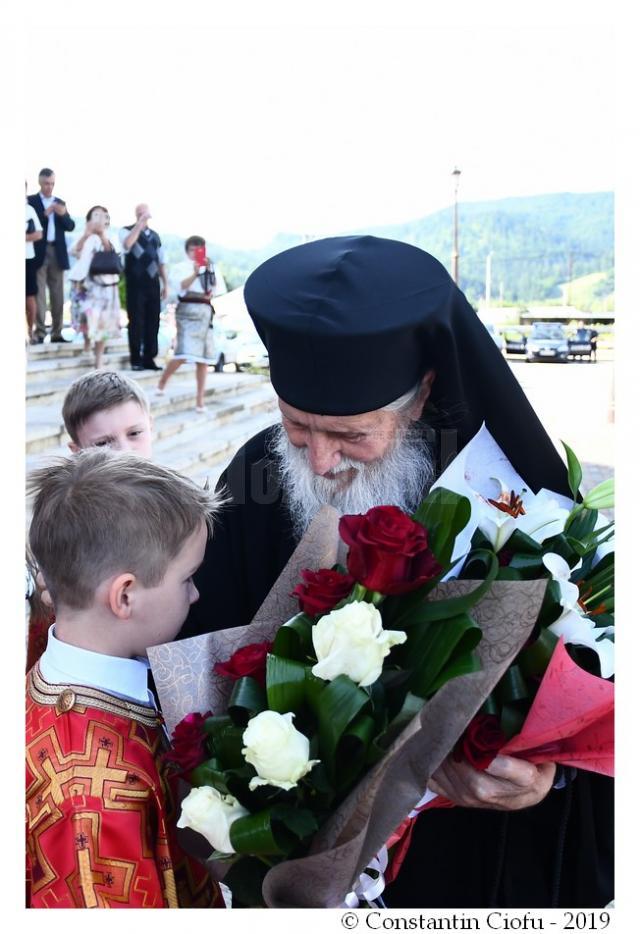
[517,627,559,677]
[336,713,377,790]
[266,654,308,713]
[426,650,483,696]
[308,674,370,767]
[406,613,482,698]
[562,440,583,501]
[212,725,247,769]
[375,691,425,750]
[229,809,290,856]
[204,714,235,737]
[270,804,318,841]
[228,677,267,727]
[412,487,472,566]
[583,477,614,511]
[189,757,230,794]
[506,529,545,556]
[565,507,599,541]
[500,702,528,740]
[271,613,314,661]
[496,665,529,704]
[402,550,498,626]
[222,856,270,908]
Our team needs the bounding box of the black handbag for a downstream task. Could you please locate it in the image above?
[89,247,123,279]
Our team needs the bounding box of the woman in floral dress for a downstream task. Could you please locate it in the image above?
[69,206,122,369]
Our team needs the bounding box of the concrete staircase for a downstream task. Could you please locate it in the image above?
[26,338,278,493]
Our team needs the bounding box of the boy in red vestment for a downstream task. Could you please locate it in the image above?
[26,449,225,908]
[26,370,154,671]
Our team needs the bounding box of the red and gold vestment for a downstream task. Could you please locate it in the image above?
[26,664,224,908]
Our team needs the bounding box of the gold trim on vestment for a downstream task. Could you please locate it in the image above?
[28,663,161,729]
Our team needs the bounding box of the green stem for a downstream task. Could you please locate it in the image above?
[584,585,613,605]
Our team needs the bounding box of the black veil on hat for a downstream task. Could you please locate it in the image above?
[244,235,570,496]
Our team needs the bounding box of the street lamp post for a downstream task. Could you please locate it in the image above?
[451,166,462,285]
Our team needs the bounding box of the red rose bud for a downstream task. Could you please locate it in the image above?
[454,714,506,771]
[164,711,211,774]
[339,505,442,595]
[291,567,355,616]
[214,641,273,686]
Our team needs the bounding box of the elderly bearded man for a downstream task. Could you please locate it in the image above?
[180,236,613,910]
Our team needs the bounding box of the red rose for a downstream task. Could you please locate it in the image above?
[291,567,355,616]
[164,711,211,774]
[339,505,442,595]
[214,641,273,686]
[454,714,506,771]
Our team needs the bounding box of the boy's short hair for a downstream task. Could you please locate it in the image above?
[185,235,206,252]
[62,371,151,443]
[28,449,222,610]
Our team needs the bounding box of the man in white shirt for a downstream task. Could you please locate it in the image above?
[27,168,76,343]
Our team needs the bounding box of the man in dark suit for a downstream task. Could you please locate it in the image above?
[28,168,75,343]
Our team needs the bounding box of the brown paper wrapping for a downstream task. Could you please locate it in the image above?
[149,505,547,907]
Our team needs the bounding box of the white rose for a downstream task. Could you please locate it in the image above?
[242,710,319,791]
[311,601,407,688]
[176,785,248,854]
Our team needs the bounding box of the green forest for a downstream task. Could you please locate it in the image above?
[140,191,616,309]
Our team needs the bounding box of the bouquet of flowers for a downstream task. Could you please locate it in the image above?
[381,426,614,882]
[149,426,613,907]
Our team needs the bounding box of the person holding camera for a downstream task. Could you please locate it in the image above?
[119,204,169,372]
[156,235,224,413]
[27,168,76,343]
[25,183,43,345]
[68,207,123,370]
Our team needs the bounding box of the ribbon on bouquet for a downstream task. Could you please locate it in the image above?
[344,788,453,904]
[344,846,389,907]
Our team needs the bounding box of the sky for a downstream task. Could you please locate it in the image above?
[23,7,615,248]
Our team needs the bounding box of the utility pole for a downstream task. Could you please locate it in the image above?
[451,166,462,284]
[485,252,492,312]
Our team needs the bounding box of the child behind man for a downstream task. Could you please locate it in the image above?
[27,371,154,670]
[26,449,224,909]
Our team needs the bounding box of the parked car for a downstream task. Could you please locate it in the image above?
[567,326,598,362]
[483,323,505,352]
[211,319,239,372]
[525,322,569,363]
[235,333,269,370]
[503,326,529,355]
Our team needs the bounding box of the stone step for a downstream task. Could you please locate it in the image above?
[26,386,277,472]
[26,350,132,385]
[27,336,130,362]
[26,360,261,409]
[26,372,271,454]
[163,409,277,481]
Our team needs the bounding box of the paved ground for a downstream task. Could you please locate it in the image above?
[506,356,614,492]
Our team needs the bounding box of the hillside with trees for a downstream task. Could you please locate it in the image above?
[118,191,615,308]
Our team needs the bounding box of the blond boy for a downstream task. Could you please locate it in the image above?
[26,450,224,908]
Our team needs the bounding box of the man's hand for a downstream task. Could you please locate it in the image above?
[44,203,56,217]
[427,754,556,811]
[53,201,67,216]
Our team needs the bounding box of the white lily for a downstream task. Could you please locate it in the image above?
[477,480,571,552]
[544,551,615,678]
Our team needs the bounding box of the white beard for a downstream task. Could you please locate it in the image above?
[270,422,436,539]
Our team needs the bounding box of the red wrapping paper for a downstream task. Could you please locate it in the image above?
[500,637,614,776]
[386,637,614,884]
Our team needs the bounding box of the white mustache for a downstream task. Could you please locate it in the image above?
[271,423,435,539]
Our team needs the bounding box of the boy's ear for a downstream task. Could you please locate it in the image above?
[108,573,137,620]
[68,441,80,453]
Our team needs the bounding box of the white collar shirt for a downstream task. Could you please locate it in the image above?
[39,193,56,242]
[38,625,157,710]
